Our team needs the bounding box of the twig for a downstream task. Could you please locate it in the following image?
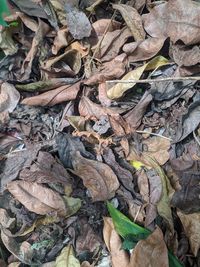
[106,76,200,84]
[136,130,172,141]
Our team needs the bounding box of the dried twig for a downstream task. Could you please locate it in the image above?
[136,130,172,141]
[106,76,200,84]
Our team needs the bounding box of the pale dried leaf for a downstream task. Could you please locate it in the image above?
[128,227,169,267]
[72,152,119,201]
[113,4,145,41]
[0,83,20,113]
[177,211,200,256]
[55,245,80,267]
[103,217,129,267]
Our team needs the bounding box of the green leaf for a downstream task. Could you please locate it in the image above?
[107,202,183,267]
[122,233,147,250]
[0,0,10,26]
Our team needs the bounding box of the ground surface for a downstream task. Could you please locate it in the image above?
[0,0,200,266]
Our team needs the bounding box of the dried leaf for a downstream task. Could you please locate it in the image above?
[55,245,80,267]
[52,27,69,55]
[143,0,200,45]
[0,82,20,113]
[72,152,119,201]
[1,231,34,265]
[0,27,17,55]
[177,211,200,256]
[7,181,68,216]
[128,227,169,267]
[85,54,127,86]
[65,4,92,39]
[103,217,129,267]
[0,208,15,229]
[21,81,80,106]
[142,136,170,166]
[107,56,168,99]
[112,4,145,41]
[124,91,152,131]
[172,44,200,66]
[124,37,165,63]
[175,100,200,142]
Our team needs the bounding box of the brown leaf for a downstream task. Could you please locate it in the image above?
[128,227,169,267]
[112,4,145,41]
[85,53,127,86]
[143,0,200,45]
[72,152,119,201]
[21,81,80,106]
[125,37,165,63]
[98,82,111,107]
[143,136,170,166]
[19,151,72,191]
[103,148,134,190]
[124,92,152,131]
[79,96,120,119]
[172,44,200,66]
[103,217,129,267]
[93,27,132,62]
[177,211,200,256]
[76,218,101,254]
[7,180,67,216]
[0,82,20,113]
[52,26,69,55]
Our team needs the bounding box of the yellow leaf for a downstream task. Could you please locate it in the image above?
[130,160,145,170]
[107,56,168,99]
[55,245,80,267]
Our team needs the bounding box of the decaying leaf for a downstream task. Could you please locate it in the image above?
[55,245,80,267]
[128,227,169,267]
[124,91,152,131]
[7,180,75,217]
[1,231,34,265]
[143,0,200,45]
[21,81,80,106]
[0,83,20,113]
[177,211,200,256]
[72,152,119,201]
[107,56,168,99]
[0,27,18,55]
[65,3,92,40]
[103,217,129,267]
[112,4,145,41]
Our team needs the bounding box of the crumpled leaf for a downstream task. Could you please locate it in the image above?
[85,53,127,86]
[7,180,76,217]
[0,27,17,55]
[76,218,101,254]
[72,152,119,201]
[112,4,145,41]
[9,0,48,19]
[93,27,132,62]
[177,211,200,256]
[107,56,168,99]
[52,27,69,55]
[103,217,129,267]
[172,44,200,67]
[65,3,92,39]
[143,0,200,45]
[21,81,80,106]
[175,100,200,142]
[124,37,165,63]
[0,208,15,229]
[142,136,170,166]
[0,82,20,113]
[55,245,80,267]
[124,91,152,131]
[128,227,169,267]
[1,231,34,265]
[0,144,40,191]
[171,160,200,213]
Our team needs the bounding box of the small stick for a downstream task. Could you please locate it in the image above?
[106,76,200,84]
[136,130,172,141]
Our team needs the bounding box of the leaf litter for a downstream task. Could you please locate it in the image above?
[1,0,200,266]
